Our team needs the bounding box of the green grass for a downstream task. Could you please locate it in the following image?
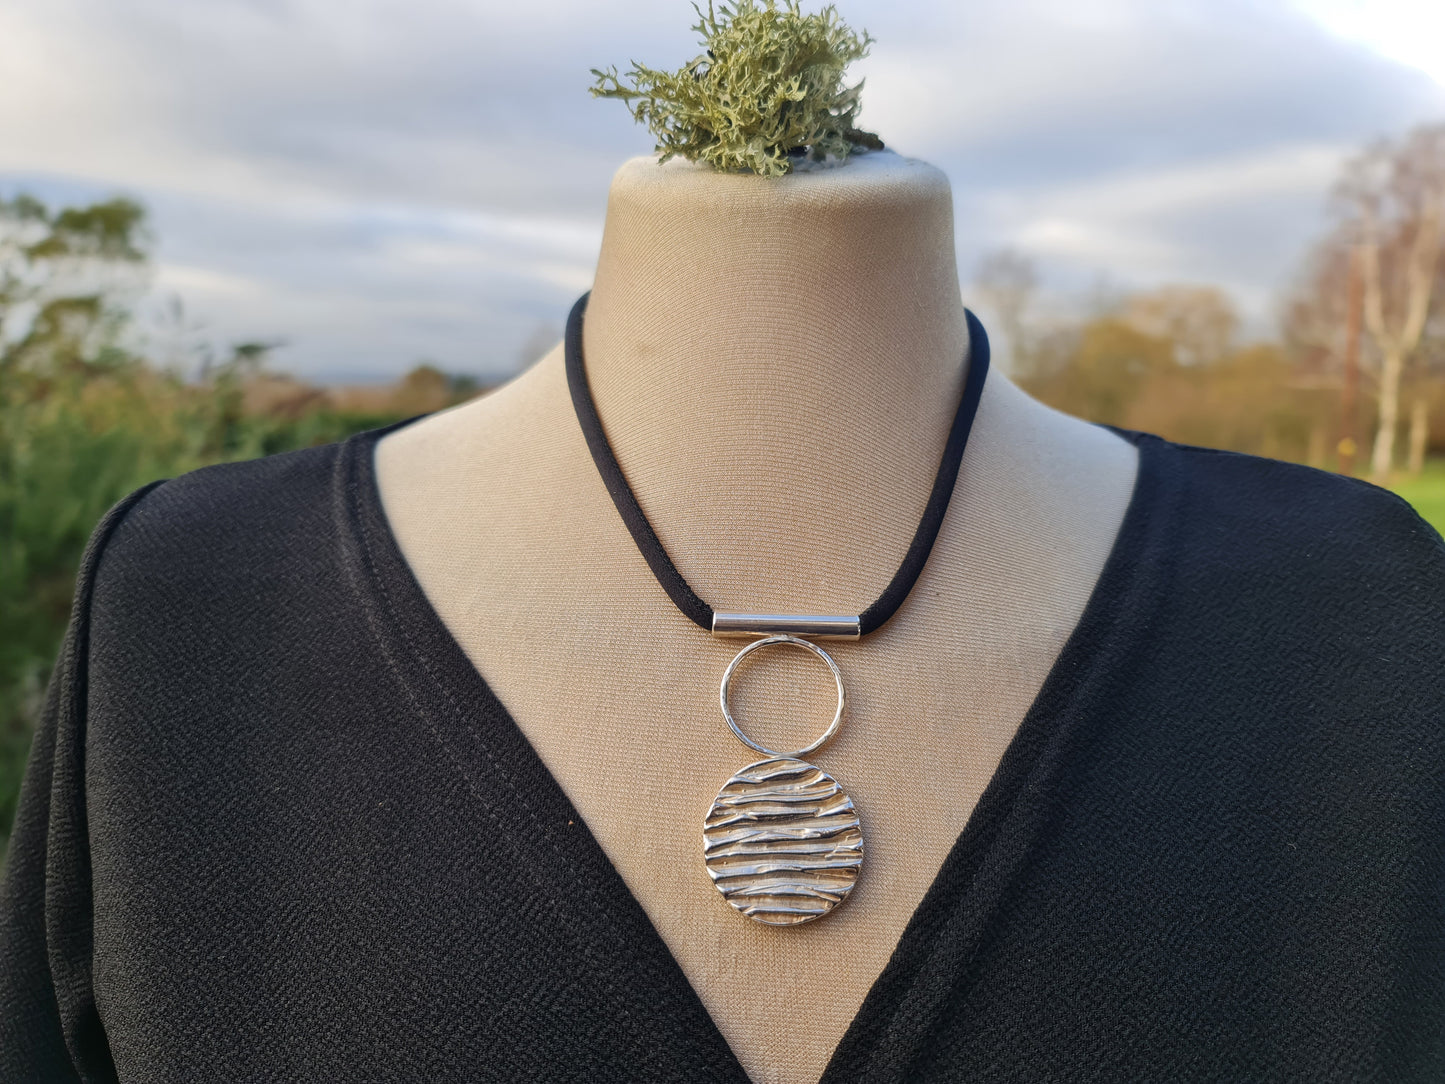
[1390,459,1445,538]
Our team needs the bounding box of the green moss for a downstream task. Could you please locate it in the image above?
[591,1,880,178]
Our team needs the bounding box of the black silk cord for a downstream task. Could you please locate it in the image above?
[564,292,992,636]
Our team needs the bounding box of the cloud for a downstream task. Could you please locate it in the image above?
[1,0,1441,378]
[990,142,1348,291]
[1291,0,1445,86]
[154,263,267,300]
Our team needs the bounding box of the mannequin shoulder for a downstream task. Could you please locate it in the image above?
[376,344,571,487]
[374,344,591,536]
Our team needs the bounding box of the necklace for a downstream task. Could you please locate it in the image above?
[564,293,991,926]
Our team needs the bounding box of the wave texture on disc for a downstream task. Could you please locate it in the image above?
[703,757,863,926]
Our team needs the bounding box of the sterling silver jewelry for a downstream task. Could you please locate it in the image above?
[563,292,992,925]
[703,633,864,925]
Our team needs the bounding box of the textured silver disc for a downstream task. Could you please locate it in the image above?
[703,757,864,926]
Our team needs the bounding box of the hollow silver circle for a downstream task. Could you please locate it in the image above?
[719,634,846,760]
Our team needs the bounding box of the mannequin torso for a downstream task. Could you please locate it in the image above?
[374,152,1138,1084]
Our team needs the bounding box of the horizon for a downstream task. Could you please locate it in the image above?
[2,0,1443,383]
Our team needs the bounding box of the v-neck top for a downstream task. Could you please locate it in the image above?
[2,417,1443,1082]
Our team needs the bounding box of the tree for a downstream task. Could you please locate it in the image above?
[1018,316,1176,427]
[973,248,1038,375]
[392,363,453,415]
[1407,250,1445,474]
[1283,236,1367,473]
[0,194,150,381]
[1122,285,1238,367]
[1333,123,1445,482]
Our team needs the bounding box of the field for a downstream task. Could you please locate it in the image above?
[1391,461,1445,537]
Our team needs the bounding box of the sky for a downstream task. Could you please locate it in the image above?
[1,0,1442,382]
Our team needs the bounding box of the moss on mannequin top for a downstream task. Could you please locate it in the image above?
[590,0,882,178]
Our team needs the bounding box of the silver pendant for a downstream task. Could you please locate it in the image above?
[703,635,864,926]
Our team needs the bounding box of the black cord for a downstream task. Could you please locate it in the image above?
[565,294,715,629]
[564,292,991,636]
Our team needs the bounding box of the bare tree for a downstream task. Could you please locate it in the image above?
[973,248,1038,375]
[1284,236,1370,473]
[1335,124,1445,482]
[1123,285,1238,367]
[1409,254,1445,473]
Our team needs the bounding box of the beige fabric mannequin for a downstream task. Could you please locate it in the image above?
[374,151,1138,1084]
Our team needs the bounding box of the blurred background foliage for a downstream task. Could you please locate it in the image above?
[0,193,478,851]
[1,120,1444,853]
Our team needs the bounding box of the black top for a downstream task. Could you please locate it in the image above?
[2,418,1443,1082]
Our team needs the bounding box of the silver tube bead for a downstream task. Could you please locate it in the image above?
[710,613,862,640]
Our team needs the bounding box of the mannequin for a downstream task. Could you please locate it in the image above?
[375,150,1138,1084]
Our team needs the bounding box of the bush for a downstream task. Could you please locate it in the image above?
[0,361,406,854]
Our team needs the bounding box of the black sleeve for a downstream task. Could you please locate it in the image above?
[0,481,165,1083]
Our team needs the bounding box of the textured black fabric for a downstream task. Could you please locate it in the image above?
[1,419,1443,1082]
[563,293,992,635]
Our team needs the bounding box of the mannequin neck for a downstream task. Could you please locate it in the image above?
[581,151,970,448]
